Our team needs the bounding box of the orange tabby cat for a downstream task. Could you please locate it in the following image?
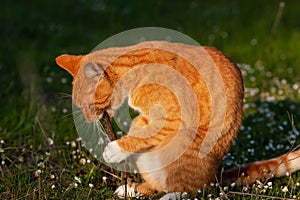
[56,41,300,196]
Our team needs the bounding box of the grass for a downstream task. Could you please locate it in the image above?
[1,0,300,199]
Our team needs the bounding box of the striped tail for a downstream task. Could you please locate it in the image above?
[220,149,300,185]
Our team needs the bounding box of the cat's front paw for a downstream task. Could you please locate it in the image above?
[103,141,131,163]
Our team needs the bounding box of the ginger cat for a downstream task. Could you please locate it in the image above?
[56,41,300,197]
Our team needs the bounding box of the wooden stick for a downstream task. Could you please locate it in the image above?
[101,111,128,199]
[102,111,117,141]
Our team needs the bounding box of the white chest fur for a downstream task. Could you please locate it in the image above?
[135,153,167,190]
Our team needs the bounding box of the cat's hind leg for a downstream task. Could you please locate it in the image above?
[136,182,156,196]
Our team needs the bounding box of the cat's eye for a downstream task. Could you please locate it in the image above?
[84,63,102,79]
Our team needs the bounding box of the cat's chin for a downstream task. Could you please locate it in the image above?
[105,108,115,117]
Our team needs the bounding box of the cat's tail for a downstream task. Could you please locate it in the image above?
[220,148,300,185]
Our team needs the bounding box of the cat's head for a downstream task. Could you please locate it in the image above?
[56,53,114,121]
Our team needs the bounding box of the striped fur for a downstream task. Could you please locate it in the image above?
[56,41,299,196]
[221,149,300,185]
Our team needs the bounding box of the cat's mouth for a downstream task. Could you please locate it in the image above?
[81,107,104,122]
[81,107,116,122]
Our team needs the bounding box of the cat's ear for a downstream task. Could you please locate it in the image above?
[55,54,84,77]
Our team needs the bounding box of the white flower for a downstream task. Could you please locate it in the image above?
[79,158,86,165]
[71,141,76,148]
[181,192,188,198]
[250,38,257,46]
[74,176,81,183]
[50,174,55,179]
[47,138,54,146]
[61,77,67,84]
[282,186,288,193]
[46,77,53,83]
[281,79,287,85]
[18,156,24,162]
[37,162,45,168]
[89,183,94,188]
[292,83,299,90]
[35,169,42,177]
[267,182,272,187]
[50,106,56,112]
[219,191,225,196]
[285,171,290,176]
[117,131,123,136]
[51,184,55,189]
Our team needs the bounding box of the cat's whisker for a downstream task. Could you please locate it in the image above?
[96,120,108,137]
[57,92,72,99]
[75,120,94,139]
[94,122,101,138]
[70,110,82,115]
[73,115,86,126]
[60,110,82,119]
[98,121,106,133]
[73,115,87,128]
[96,120,105,131]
